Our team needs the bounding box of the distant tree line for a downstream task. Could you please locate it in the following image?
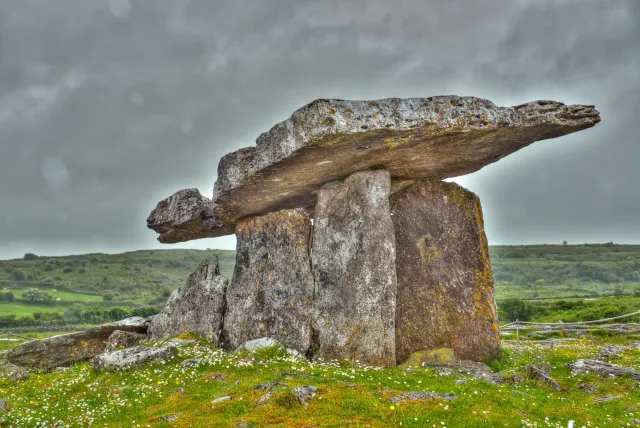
[0,306,159,328]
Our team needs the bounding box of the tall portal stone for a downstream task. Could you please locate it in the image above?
[223,208,314,354]
[390,181,500,363]
[148,256,227,344]
[311,170,397,367]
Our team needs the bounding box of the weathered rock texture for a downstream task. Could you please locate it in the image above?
[8,317,150,369]
[90,344,176,372]
[390,180,500,363]
[105,330,146,352]
[223,209,314,354]
[311,170,397,367]
[148,256,228,344]
[147,96,600,243]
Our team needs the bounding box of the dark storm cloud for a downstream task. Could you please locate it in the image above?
[0,0,638,259]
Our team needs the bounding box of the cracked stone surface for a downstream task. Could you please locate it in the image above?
[222,209,314,354]
[148,256,228,345]
[311,170,397,367]
[390,180,500,363]
[147,96,599,243]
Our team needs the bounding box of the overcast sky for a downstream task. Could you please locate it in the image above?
[0,0,638,260]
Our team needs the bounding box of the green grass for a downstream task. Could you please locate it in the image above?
[1,335,639,427]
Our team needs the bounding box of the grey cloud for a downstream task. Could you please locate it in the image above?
[0,0,638,259]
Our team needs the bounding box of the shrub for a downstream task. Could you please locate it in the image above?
[23,253,39,260]
[499,298,535,322]
[63,267,74,274]
[12,270,26,281]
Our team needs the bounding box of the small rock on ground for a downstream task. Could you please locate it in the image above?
[212,395,232,404]
[181,358,205,367]
[0,398,8,412]
[595,395,621,403]
[291,386,318,407]
[155,414,179,423]
[391,391,458,404]
[256,381,284,390]
[8,367,29,382]
[257,392,273,406]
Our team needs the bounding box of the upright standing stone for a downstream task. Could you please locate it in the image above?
[311,170,397,367]
[223,208,314,354]
[148,256,228,344]
[390,180,500,363]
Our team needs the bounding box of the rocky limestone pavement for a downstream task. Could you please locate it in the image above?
[147,96,600,243]
[148,256,228,344]
[223,209,314,355]
[90,344,176,372]
[290,386,318,407]
[311,170,397,367]
[105,330,146,352]
[568,359,640,381]
[7,317,151,370]
[390,180,500,363]
[427,360,504,384]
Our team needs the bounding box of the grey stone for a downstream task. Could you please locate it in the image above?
[148,256,228,344]
[597,344,624,360]
[256,392,273,406]
[0,398,8,413]
[223,209,314,355]
[256,381,284,390]
[524,364,561,391]
[7,317,150,370]
[148,96,600,243]
[390,180,500,363]
[568,359,640,381]
[290,386,318,407]
[90,345,176,372]
[105,330,146,352]
[391,392,458,404]
[155,414,179,423]
[311,170,397,367]
[8,367,29,382]
[428,360,503,384]
[212,395,232,404]
[181,358,205,368]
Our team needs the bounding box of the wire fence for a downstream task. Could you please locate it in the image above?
[0,332,39,350]
[500,308,640,341]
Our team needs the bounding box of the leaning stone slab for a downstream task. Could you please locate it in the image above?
[148,96,600,243]
[390,180,500,363]
[90,344,176,372]
[223,209,314,354]
[7,317,150,370]
[311,170,397,367]
[148,256,228,344]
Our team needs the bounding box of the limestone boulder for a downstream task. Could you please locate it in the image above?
[390,180,500,363]
[7,317,150,370]
[147,96,600,243]
[148,256,228,344]
[223,209,314,354]
[311,170,397,367]
[90,344,176,372]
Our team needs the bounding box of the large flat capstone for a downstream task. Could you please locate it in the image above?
[390,180,500,363]
[222,208,314,354]
[311,170,397,367]
[148,256,228,344]
[147,96,599,243]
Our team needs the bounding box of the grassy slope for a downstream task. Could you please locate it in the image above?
[2,335,639,427]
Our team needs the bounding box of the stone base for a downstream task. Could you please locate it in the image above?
[223,208,314,355]
[390,180,500,363]
[311,170,397,367]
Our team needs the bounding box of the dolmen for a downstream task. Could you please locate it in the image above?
[147,96,600,367]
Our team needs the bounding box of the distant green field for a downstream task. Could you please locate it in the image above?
[0,244,639,325]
